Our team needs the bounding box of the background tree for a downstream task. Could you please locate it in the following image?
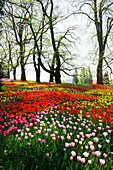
[0,62,3,91]
[0,0,5,34]
[3,1,34,81]
[77,0,113,84]
[88,66,93,84]
[81,67,86,84]
[0,0,6,91]
[73,68,78,84]
[103,70,109,85]
[85,69,89,84]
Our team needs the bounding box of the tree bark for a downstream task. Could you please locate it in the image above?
[20,45,26,81]
[97,57,103,84]
[13,67,16,80]
[49,65,54,82]
[33,46,40,82]
[7,68,10,78]
[35,62,40,82]
[55,53,61,84]
[49,54,55,82]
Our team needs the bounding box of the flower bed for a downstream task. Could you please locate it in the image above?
[0,81,113,169]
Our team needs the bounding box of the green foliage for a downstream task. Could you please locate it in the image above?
[80,68,86,85]
[88,66,93,84]
[73,68,78,84]
[79,66,93,85]
[103,70,109,84]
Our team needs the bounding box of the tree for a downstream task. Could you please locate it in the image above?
[103,70,109,84]
[81,67,86,84]
[73,68,78,84]
[88,66,93,84]
[85,69,89,84]
[2,0,80,83]
[3,1,33,81]
[77,0,113,84]
[27,0,76,84]
[0,62,3,91]
[0,0,6,91]
[0,0,5,34]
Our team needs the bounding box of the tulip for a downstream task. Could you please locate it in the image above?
[27,142,31,146]
[46,153,49,158]
[83,152,89,158]
[94,137,99,142]
[100,159,105,165]
[71,151,76,157]
[81,158,85,163]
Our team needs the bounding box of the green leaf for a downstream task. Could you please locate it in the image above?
[29,18,32,24]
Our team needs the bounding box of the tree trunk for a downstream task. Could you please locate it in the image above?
[55,55,61,84]
[49,65,54,82]
[36,62,40,82]
[20,44,26,81]
[97,53,103,84]
[7,68,10,78]
[33,47,40,82]
[13,67,16,80]
[21,64,26,81]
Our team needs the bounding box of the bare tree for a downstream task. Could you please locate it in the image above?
[3,2,33,80]
[75,0,113,84]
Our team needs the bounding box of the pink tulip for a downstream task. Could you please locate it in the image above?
[18,137,21,141]
[98,127,101,130]
[98,144,102,148]
[71,151,76,157]
[27,142,31,146]
[79,141,82,145]
[95,151,101,157]
[106,126,110,129]
[92,132,96,136]
[61,136,64,140]
[81,158,85,163]
[108,130,111,133]
[88,160,92,164]
[76,135,80,139]
[38,138,41,142]
[25,136,28,140]
[88,141,93,146]
[15,134,18,137]
[70,156,73,160]
[103,132,108,137]
[55,131,58,135]
[74,139,78,143]
[103,153,107,158]
[45,133,48,137]
[67,135,71,140]
[46,153,49,157]
[86,134,90,138]
[100,159,105,165]
[85,145,89,150]
[4,122,7,126]
[77,156,81,161]
[70,142,75,147]
[73,126,77,130]
[63,129,66,135]
[106,139,110,143]
[42,139,45,144]
[83,152,89,158]
[65,143,70,148]
[90,145,95,151]
[94,137,99,142]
